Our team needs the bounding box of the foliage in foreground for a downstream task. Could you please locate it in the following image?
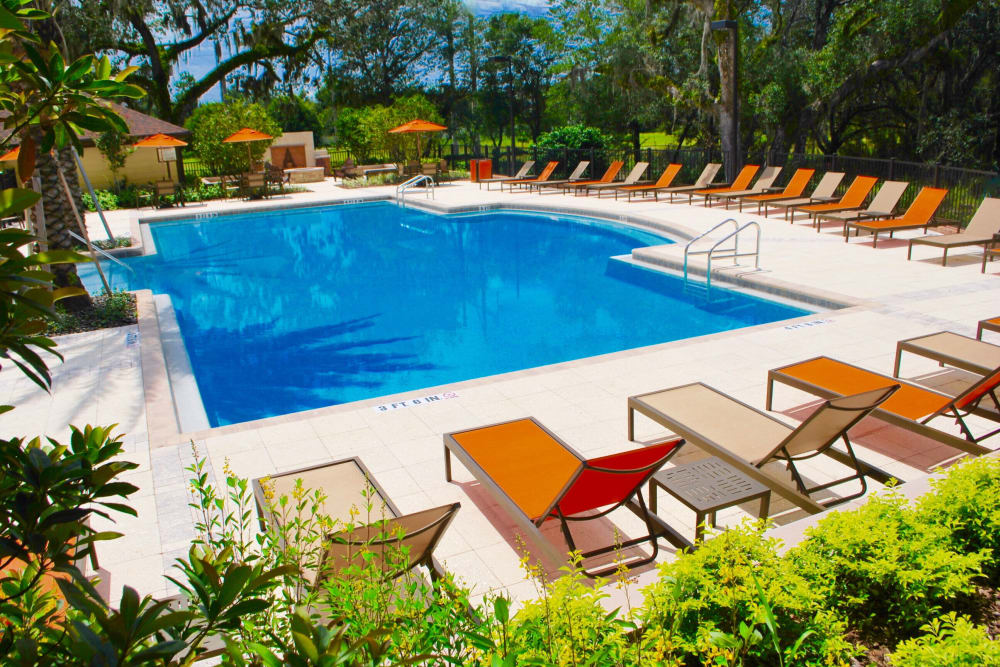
[46,289,136,335]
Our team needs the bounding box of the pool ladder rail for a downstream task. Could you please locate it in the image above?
[67,229,135,273]
[396,174,435,202]
[682,218,761,295]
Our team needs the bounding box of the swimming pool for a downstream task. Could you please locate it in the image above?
[83,202,810,426]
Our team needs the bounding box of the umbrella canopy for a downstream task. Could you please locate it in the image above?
[388,119,447,134]
[0,146,18,161]
[222,127,273,143]
[387,119,447,162]
[132,133,188,148]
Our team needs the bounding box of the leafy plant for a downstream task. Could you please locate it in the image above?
[185,100,282,175]
[46,289,136,335]
[536,125,614,151]
[890,612,1000,666]
[787,492,985,645]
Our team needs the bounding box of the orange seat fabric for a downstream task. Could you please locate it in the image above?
[451,419,581,519]
[695,164,759,194]
[744,168,815,202]
[799,176,878,212]
[954,367,1000,411]
[567,161,624,187]
[511,161,558,184]
[777,357,950,420]
[853,187,948,228]
[620,163,682,190]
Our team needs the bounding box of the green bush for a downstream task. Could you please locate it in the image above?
[185,99,282,175]
[536,124,614,151]
[891,612,1000,666]
[917,456,1000,583]
[640,523,856,666]
[82,188,118,211]
[787,492,985,645]
[47,289,136,335]
[334,94,443,162]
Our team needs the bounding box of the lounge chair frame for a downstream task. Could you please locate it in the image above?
[703,165,782,208]
[444,417,689,576]
[766,356,997,456]
[894,331,1000,378]
[907,197,1000,265]
[845,186,948,247]
[628,383,897,514]
[979,317,1000,341]
[479,161,536,190]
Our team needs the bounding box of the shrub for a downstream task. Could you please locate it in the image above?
[82,188,118,211]
[787,492,985,645]
[890,612,1000,666]
[185,99,282,175]
[917,456,1000,582]
[536,124,614,151]
[47,289,136,335]
[334,94,443,162]
[640,523,856,666]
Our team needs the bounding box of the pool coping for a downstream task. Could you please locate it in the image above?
[126,194,873,446]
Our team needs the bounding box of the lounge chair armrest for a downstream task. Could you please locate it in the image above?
[762,186,784,192]
[810,195,838,202]
[856,210,894,219]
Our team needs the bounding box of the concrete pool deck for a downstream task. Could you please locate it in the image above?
[2,178,998,605]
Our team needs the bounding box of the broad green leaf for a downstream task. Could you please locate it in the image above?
[0,187,40,217]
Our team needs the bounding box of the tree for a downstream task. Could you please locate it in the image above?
[335,95,443,162]
[185,100,282,175]
[95,129,134,189]
[266,94,323,136]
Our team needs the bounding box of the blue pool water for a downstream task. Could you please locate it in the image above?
[82,202,810,426]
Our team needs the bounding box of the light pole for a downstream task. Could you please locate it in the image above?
[490,55,516,175]
[710,19,740,182]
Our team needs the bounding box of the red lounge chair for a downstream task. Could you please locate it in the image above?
[444,417,687,576]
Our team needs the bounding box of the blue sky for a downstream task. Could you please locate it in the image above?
[181,1,551,103]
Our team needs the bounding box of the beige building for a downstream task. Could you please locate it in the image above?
[1,104,191,189]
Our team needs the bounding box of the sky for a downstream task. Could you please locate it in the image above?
[181,1,551,104]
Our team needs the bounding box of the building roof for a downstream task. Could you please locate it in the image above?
[0,103,190,145]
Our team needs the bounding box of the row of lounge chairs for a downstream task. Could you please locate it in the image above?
[252,318,1000,581]
[482,160,1000,268]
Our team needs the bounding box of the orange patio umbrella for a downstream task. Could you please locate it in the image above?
[0,145,19,161]
[133,133,188,181]
[222,127,274,170]
[388,119,447,161]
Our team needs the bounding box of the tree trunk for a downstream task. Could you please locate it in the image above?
[35,142,92,309]
[715,28,739,181]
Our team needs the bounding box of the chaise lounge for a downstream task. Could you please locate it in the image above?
[530,160,594,192]
[478,160,535,190]
[789,175,878,222]
[613,163,682,201]
[578,162,650,197]
[702,165,783,208]
[735,167,815,212]
[844,186,948,247]
[907,197,1000,265]
[443,417,687,576]
[761,171,845,218]
[504,161,558,192]
[812,180,908,233]
[677,164,760,204]
[656,163,723,202]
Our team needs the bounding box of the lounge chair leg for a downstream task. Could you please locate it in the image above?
[627,406,635,441]
[907,242,913,260]
[444,445,452,482]
[873,232,879,248]
[942,248,948,266]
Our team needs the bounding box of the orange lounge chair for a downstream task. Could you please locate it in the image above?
[529,160,591,192]
[657,163,723,202]
[845,186,948,247]
[738,168,815,212]
[762,172,845,218]
[614,164,682,201]
[547,161,623,193]
[581,162,650,197]
[813,180,909,233]
[504,161,558,192]
[979,316,1000,341]
[703,165,782,207]
[767,356,1000,456]
[678,164,760,204]
[444,417,687,576]
[790,175,879,222]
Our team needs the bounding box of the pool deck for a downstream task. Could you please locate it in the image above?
[2,178,998,605]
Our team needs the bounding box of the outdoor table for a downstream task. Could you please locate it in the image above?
[649,456,770,542]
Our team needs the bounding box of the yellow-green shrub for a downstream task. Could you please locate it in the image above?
[891,612,1000,666]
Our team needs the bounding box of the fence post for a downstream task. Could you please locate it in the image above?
[564,147,569,175]
[647,147,652,169]
[888,158,895,180]
[933,163,940,188]
[589,147,595,171]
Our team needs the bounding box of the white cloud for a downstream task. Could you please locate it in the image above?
[464,0,550,17]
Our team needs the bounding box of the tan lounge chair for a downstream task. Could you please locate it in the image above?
[252,458,459,583]
[657,163,723,202]
[907,197,1000,265]
[979,317,1000,340]
[790,175,878,222]
[614,163,682,201]
[530,160,593,192]
[504,161,558,191]
[703,165,782,208]
[579,162,650,197]
[894,331,1000,378]
[737,168,815,212]
[762,172,845,218]
[845,186,948,247]
[444,417,686,576]
[812,180,908,233]
[628,383,899,510]
[678,164,760,204]
[479,160,535,190]
[767,356,1000,456]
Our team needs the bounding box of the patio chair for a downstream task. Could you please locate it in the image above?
[629,383,899,507]
[503,161,558,192]
[677,164,760,204]
[845,186,948,247]
[579,162,651,197]
[252,458,459,584]
[239,172,267,200]
[703,165,783,208]
[894,331,1000,378]
[979,316,1000,340]
[907,197,1000,265]
[542,160,620,193]
[443,417,687,577]
[767,356,1000,456]
[530,160,596,192]
[760,171,845,218]
[736,168,815,211]
[656,163,723,202]
[613,163,682,201]
[813,180,908,233]
[478,160,535,190]
[789,175,878,222]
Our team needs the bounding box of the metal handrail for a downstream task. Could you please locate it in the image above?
[683,218,760,292]
[67,229,135,273]
[396,174,435,201]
